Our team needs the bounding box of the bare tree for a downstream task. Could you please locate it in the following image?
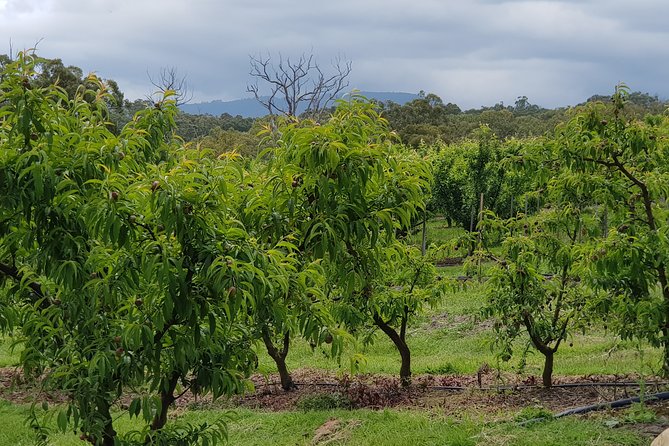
[247,53,352,120]
[148,67,193,106]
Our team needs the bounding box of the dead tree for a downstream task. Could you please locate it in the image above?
[148,67,192,106]
[247,53,351,120]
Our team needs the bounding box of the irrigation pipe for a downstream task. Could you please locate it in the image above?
[516,390,669,426]
[554,391,669,418]
[252,380,669,391]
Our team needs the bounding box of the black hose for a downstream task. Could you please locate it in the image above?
[516,390,669,426]
[428,381,669,391]
[254,380,669,391]
[554,391,669,418]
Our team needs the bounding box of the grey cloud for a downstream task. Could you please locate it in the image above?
[0,0,667,109]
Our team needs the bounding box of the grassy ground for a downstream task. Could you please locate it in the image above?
[0,337,19,367]
[0,400,651,446]
[0,220,661,445]
[257,282,660,379]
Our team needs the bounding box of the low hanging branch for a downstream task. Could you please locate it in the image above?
[0,261,46,302]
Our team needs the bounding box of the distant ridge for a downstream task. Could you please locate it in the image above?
[179,91,420,117]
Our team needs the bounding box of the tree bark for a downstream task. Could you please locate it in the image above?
[523,313,556,388]
[262,328,295,391]
[149,371,179,434]
[542,351,554,388]
[374,314,411,387]
[95,400,116,446]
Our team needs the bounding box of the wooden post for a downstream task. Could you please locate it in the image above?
[478,193,484,282]
[510,196,514,219]
[421,210,427,257]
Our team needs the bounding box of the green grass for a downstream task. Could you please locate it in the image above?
[0,399,650,446]
[256,280,661,379]
[0,221,660,444]
[0,336,20,367]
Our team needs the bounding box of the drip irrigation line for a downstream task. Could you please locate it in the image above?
[554,391,669,417]
[518,390,669,426]
[252,380,669,391]
[429,381,669,391]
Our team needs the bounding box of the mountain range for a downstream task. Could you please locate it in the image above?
[178,92,420,117]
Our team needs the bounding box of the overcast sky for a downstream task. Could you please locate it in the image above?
[1,0,667,109]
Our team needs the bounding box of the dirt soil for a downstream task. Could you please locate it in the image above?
[2,366,668,437]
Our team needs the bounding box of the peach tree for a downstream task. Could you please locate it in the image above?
[551,85,669,375]
[240,99,433,388]
[0,52,304,445]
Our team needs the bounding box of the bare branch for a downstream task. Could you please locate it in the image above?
[247,52,352,120]
[147,67,193,106]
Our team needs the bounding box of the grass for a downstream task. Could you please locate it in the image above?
[0,399,650,445]
[0,336,19,367]
[0,220,661,445]
[256,281,661,379]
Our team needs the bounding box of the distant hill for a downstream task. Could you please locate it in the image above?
[179,91,420,117]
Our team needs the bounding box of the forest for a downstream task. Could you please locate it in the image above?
[1,52,669,445]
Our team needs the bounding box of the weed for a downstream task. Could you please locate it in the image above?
[623,402,657,424]
[296,392,351,411]
[514,405,554,422]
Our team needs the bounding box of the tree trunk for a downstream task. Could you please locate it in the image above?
[542,351,554,388]
[398,340,411,387]
[148,371,179,436]
[97,401,116,446]
[659,268,669,376]
[662,325,669,377]
[262,328,295,391]
[374,314,412,387]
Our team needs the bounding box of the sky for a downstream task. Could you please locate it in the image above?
[1,0,667,109]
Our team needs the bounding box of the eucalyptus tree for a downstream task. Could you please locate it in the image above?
[247,52,351,121]
[0,52,301,445]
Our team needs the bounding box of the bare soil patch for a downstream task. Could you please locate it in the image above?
[2,366,668,438]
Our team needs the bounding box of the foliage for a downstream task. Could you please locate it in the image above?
[548,85,669,374]
[175,111,255,141]
[196,126,261,158]
[478,133,600,387]
[430,128,531,230]
[379,92,568,146]
[0,51,306,445]
[240,97,433,388]
[479,164,598,386]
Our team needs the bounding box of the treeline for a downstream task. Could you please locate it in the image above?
[378,90,669,146]
[5,54,667,157]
